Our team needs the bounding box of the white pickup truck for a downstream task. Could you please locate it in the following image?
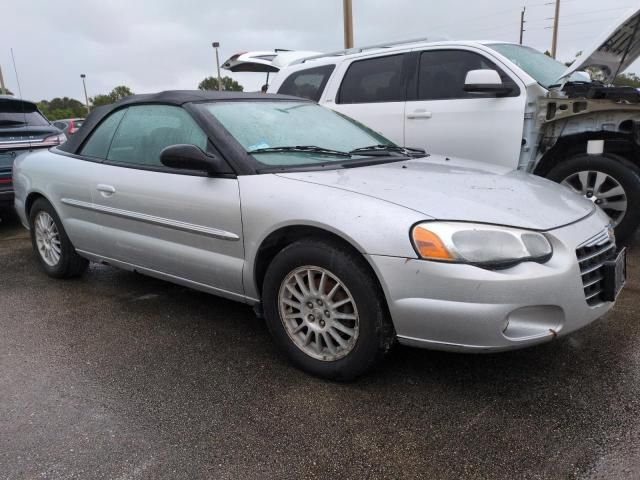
[224,7,640,243]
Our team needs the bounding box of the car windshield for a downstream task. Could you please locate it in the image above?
[489,43,589,88]
[201,100,395,166]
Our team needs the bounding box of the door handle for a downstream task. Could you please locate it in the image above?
[96,184,116,196]
[406,111,432,119]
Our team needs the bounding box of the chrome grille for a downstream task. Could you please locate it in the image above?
[576,229,615,306]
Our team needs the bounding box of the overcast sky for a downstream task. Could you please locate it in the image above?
[1,0,639,101]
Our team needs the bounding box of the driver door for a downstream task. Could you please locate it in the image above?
[78,104,245,299]
[404,48,526,168]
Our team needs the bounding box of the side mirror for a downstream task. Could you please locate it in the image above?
[464,69,513,96]
[160,144,226,174]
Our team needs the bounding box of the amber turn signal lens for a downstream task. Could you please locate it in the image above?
[412,226,454,260]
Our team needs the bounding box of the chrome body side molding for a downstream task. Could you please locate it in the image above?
[61,198,240,241]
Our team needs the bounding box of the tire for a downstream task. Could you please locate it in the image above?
[262,239,395,381]
[29,198,89,278]
[546,154,640,245]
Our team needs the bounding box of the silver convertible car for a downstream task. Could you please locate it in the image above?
[13,91,625,380]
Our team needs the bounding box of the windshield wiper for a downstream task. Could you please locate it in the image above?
[349,144,426,157]
[247,145,351,157]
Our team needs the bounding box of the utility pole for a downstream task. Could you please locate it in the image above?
[343,0,354,49]
[551,0,561,59]
[0,65,6,95]
[519,7,526,45]
[80,74,90,114]
[212,42,223,91]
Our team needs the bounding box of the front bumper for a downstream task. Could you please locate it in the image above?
[368,212,616,352]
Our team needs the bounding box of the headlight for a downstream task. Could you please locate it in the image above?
[411,222,553,269]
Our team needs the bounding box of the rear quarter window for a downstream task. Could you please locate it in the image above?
[79,109,126,159]
[277,65,336,102]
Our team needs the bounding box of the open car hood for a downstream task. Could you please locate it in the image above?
[222,50,322,73]
[560,6,640,84]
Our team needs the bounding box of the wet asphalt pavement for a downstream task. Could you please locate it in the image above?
[1,207,639,480]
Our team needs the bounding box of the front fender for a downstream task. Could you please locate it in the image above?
[238,174,428,299]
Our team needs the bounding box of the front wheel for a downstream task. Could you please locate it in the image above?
[546,154,640,245]
[262,239,394,381]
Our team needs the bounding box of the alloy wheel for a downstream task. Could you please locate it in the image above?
[278,265,360,361]
[562,170,627,225]
[34,211,62,266]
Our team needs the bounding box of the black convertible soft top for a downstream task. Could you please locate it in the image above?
[58,90,306,154]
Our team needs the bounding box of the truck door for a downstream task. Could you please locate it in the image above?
[326,53,410,146]
[404,48,526,168]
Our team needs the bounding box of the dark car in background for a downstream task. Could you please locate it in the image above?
[0,96,66,207]
[52,118,85,136]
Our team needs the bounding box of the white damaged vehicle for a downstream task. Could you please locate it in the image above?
[224,7,640,243]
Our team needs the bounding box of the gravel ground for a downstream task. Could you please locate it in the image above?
[1,207,638,480]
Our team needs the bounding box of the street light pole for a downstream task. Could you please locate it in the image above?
[551,0,561,59]
[212,42,223,91]
[80,74,90,114]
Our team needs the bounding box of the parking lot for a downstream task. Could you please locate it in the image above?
[0,206,638,479]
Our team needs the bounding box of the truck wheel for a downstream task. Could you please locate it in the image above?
[546,154,640,245]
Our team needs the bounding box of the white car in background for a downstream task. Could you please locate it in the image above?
[223,7,640,244]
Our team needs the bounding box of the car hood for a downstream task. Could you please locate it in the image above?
[277,156,595,231]
[560,6,640,84]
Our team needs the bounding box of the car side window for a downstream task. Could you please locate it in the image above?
[79,109,126,159]
[53,121,66,130]
[418,50,519,100]
[338,54,406,104]
[106,105,208,167]
[277,65,335,102]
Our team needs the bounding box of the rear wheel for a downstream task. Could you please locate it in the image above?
[546,154,640,245]
[29,198,89,278]
[262,239,394,380]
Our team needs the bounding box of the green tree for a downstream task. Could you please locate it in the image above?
[110,85,134,100]
[90,85,135,107]
[613,72,640,88]
[198,76,244,92]
[90,94,114,107]
[38,97,87,120]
